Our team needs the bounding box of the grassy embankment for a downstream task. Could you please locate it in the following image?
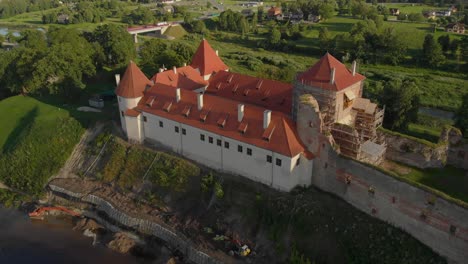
[0,95,101,199]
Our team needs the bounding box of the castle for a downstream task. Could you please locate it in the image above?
[115,39,385,191]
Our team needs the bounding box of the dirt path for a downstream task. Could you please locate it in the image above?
[48,122,106,183]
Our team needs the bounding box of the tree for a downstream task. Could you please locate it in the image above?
[381,79,420,131]
[455,94,468,136]
[407,12,425,22]
[437,34,451,54]
[18,29,47,51]
[171,42,195,64]
[89,24,136,67]
[191,20,206,34]
[269,27,282,46]
[422,34,445,67]
[140,38,169,71]
[318,27,332,52]
[318,2,336,20]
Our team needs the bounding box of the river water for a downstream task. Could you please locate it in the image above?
[0,208,138,264]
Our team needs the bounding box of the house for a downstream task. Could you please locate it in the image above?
[423,11,436,19]
[267,6,282,19]
[435,10,451,17]
[307,14,320,22]
[57,14,69,24]
[289,10,304,21]
[389,8,400,16]
[445,23,465,34]
[115,40,385,191]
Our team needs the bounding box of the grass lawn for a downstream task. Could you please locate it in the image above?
[383,3,446,14]
[164,24,188,39]
[0,95,100,196]
[389,162,468,204]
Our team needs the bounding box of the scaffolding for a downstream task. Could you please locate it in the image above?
[352,98,385,142]
[331,123,362,159]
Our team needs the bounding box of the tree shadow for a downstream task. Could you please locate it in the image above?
[2,106,38,154]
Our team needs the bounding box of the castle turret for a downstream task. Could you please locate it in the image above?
[292,53,365,127]
[190,39,229,80]
[115,61,152,142]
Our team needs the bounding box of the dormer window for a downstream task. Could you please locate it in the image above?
[227,74,234,83]
[256,79,263,90]
[262,125,275,142]
[232,84,239,93]
[182,105,191,117]
[163,101,172,112]
[238,122,248,134]
[145,96,156,107]
[217,114,228,128]
[200,110,209,122]
[243,89,250,96]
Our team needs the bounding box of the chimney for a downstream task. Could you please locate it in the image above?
[115,74,121,86]
[215,50,219,56]
[197,93,204,110]
[352,60,357,76]
[330,67,336,85]
[159,68,164,73]
[173,66,177,74]
[176,88,181,103]
[237,104,244,122]
[183,62,187,66]
[263,110,271,129]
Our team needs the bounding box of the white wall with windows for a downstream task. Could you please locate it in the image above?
[139,111,313,191]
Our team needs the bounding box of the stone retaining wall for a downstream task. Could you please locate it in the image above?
[48,185,222,264]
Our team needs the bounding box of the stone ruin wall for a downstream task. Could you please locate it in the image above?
[296,96,468,263]
[378,127,468,169]
[310,144,468,264]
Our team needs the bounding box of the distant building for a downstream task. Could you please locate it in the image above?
[163,5,174,13]
[423,11,436,19]
[435,10,451,17]
[284,10,303,21]
[57,14,69,24]
[445,23,465,34]
[267,6,282,19]
[389,8,400,16]
[307,14,320,22]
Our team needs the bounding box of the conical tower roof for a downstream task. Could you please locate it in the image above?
[297,53,365,91]
[190,39,229,76]
[115,61,152,98]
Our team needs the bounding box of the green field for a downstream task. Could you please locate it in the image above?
[384,3,446,14]
[0,96,98,195]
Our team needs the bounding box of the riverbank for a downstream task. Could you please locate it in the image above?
[0,207,141,264]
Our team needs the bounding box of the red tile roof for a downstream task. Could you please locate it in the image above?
[151,66,208,91]
[138,85,312,158]
[206,71,293,115]
[297,53,365,91]
[125,108,141,117]
[190,39,229,76]
[115,61,153,98]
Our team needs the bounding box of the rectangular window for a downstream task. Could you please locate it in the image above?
[267,155,272,163]
[209,137,213,144]
[217,139,222,146]
[224,141,230,149]
[276,158,282,166]
[159,121,163,127]
[296,158,300,166]
[143,116,147,122]
[238,145,243,153]
[121,111,124,117]
[200,134,205,141]
[247,148,252,156]
[182,128,186,135]
[175,126,179,133]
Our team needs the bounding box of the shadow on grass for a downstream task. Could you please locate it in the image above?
[33,95,118,130]
[2,106,38,154]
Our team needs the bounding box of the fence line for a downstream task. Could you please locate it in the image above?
[49,184,222,264]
